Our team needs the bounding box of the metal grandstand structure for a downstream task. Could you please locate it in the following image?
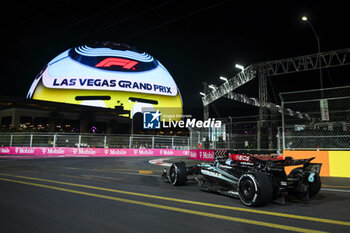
[201,48,350,149]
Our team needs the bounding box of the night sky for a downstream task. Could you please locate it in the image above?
[2,0,350,118]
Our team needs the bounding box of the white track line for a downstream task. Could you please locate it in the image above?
[321,188,350,193]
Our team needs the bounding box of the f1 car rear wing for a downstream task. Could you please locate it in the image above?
[269,157,315,167]
[215,150,283,162]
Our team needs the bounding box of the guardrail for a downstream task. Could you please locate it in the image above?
[0,133,190,150]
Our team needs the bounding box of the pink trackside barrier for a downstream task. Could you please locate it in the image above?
[0,147,189,159]
[188,149,215,161]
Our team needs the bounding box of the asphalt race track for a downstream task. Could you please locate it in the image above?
[0,156,349,233]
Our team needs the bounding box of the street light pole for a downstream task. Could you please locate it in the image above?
[302,16,323,94]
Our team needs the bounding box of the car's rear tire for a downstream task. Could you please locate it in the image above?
[169,162,187,186]
[309,174,321,197]
[237,172,273,206]
[288,167,321,197]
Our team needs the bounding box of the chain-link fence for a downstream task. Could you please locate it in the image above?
[189,118,231,150]
[0,132,190,149]
[189,116,279,151]
[190,86,350,152]
[280,86,350,150]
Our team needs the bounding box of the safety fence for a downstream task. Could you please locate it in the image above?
[190,86,350,152]
[189,116,278,152]
[280,86,350,150]
[0,133,190,150]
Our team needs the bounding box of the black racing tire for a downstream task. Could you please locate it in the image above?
[237,172,273,207]
[287,168,303,196]
[309,174,321,197]
[169,162,187,186]
[289,168,321,197]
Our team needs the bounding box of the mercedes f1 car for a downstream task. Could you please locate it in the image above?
[162,152,322,207]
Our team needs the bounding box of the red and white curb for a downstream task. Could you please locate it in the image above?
[148,158,172,167]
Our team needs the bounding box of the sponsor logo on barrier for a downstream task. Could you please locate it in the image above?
[110,149,127,155]
[162,150,174,155]
[200,151,214,160]
[0,148,10,153]
[138,150,154,155]
[190,151,197,158]
[16,148,35,154]
[76,149,96,155]
[46,148,65,154]
[188,150,215,161]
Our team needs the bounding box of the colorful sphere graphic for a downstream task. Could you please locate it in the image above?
[27,42,183,120]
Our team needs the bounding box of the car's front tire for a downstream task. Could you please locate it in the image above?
[169,162,187,186]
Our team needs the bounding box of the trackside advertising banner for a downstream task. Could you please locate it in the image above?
[189,150,215,161]
[0,147,189,158]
